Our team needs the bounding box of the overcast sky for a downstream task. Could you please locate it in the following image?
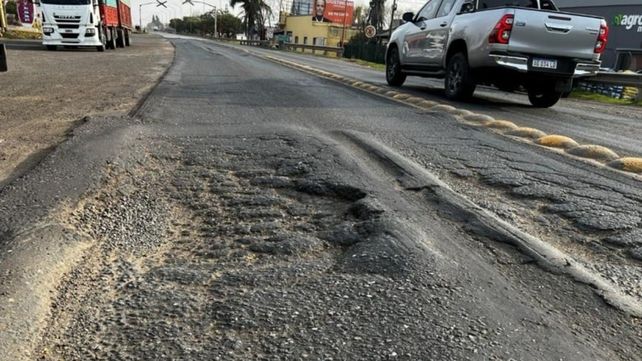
[132,0,428,27]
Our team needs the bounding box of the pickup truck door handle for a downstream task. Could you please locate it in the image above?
[440,22,448,27]
[545,23,573,33]
[419,24,427,30]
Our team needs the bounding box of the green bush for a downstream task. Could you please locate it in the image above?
[343,34,386,64]
[5,1,18,16]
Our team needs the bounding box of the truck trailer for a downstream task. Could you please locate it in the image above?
[38,0,132,52]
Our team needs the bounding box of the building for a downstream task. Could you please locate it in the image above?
[556,0,642,70]
[283,14,356,49]
[280,0,356,50]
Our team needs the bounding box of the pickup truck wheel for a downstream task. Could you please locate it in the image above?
[386,48,406,87]
[445,52,476,100]
[527,87,562,108]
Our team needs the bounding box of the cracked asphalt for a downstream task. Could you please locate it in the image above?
[0,36,641,360]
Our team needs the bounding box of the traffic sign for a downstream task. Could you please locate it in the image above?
[364,25,376,39]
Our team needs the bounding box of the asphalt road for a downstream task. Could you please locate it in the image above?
[216,40,642,158]
[1,36,641,360]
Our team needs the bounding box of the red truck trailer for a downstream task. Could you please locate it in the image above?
[39,0,132,51]
[99,0,133,49]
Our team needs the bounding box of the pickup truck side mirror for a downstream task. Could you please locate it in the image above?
[459,0,475,14]
[402,12,415,23]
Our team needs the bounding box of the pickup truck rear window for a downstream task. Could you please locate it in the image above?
[478,0,538,9]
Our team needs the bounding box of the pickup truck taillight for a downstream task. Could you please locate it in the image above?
[489,14,514,45]
[594,20,608,54]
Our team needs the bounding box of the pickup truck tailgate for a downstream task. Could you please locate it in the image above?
[508,9,602,59]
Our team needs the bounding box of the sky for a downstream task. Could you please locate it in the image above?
[131,0,429,28]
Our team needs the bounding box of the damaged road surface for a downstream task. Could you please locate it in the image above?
[1,38,641,360]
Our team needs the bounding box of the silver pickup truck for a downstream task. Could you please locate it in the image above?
[386,0,608,107]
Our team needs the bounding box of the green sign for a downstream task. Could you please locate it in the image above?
[613,14,642,32]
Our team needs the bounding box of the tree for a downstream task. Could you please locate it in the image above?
[353,5,367,29]
[367,0,386,31]
[217,11,243,37]
[229,0,271,39]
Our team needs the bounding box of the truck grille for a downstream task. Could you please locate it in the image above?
[54,15,81,24]
[57,24,80,29]
[60,33,79,39]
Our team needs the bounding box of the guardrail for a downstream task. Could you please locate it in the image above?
[281,43,343,57]
[235,39,344,58]
[590,72,642,88]
[239,40,270,47]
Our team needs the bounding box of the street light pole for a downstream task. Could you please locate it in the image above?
[139,1,156,31]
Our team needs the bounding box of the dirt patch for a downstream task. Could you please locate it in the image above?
[0,35,173,185]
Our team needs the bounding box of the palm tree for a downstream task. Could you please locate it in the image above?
[230,0,271,39]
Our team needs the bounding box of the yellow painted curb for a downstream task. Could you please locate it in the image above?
[386,91,399,97]
[405,96,426,104]
[374,87,388,94]
[352,81,363,87]
[485,120,518,130]
[463,113,495,123]
[419,100,438,108]
[567,145,619,162]
[506,127,547,139]
[452,109,474,117]
[393,93,411,100]
[432,104,457,113]
[537,135,579,149]
[607,158,642,173]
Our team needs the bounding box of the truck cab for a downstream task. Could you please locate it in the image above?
[37,0,131,52]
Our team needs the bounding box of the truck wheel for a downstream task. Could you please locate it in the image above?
[445,52,476,100]
[45,45,57,51]
[124,30,131,46]
[97,26,106,52]
[527,85,562,108]
[386,46,406,87]
[107,28,116,50]
[116,29,125,48]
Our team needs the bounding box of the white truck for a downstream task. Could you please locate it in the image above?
[386,0,609,107]
[37,0,132,52]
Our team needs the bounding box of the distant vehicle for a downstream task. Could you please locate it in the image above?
[386,0,609,107]
[36,0,133,52]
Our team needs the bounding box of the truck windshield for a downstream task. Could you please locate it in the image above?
[41,0,91,4]
[478,0,538,9]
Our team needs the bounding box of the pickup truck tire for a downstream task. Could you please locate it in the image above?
[386,47,406,87]
[527,86,562,108]
[445,52,476,100]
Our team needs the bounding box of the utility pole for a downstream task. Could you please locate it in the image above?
[388,0,397,35]
[0,0,7,35]
[339,0,348,47]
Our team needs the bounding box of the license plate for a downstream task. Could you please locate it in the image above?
[532,58,558,69]
[65,29,73,33]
